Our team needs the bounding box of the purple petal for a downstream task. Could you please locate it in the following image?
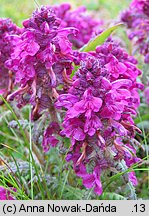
[112,79,132,89]
[73,127,85,141]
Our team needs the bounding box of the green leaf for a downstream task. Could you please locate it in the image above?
[80,23,124,52]
[71,24,124,78]
[135,113,149,124]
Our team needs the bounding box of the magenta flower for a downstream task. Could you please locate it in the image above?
[53,3,103,48]
[4,4,102,153]
[76,164,102,195]
[6,6,77,120]
[131,0,149,16]
[56,40,142,195]
[121,0,149,63]
[67,89,102,119]
[0,18,21,104]
[121,0,149,107]
[0,187,16,200]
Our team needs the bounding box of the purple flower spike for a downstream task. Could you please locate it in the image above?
[121,0,149,63]
[56,40,142,195]
[6,6,77,119]
[121,0,149,106]
[0,18,21,104]
[53,3,103,48]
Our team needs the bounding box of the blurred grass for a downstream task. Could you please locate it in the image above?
[0,0,131,26]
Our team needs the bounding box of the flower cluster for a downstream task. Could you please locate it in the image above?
[0,18,21,103]
[121,0,149,63]
[52,3,102,48]
[0,186,16,200]
[6,6,77,120]
[56,40,143,195]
